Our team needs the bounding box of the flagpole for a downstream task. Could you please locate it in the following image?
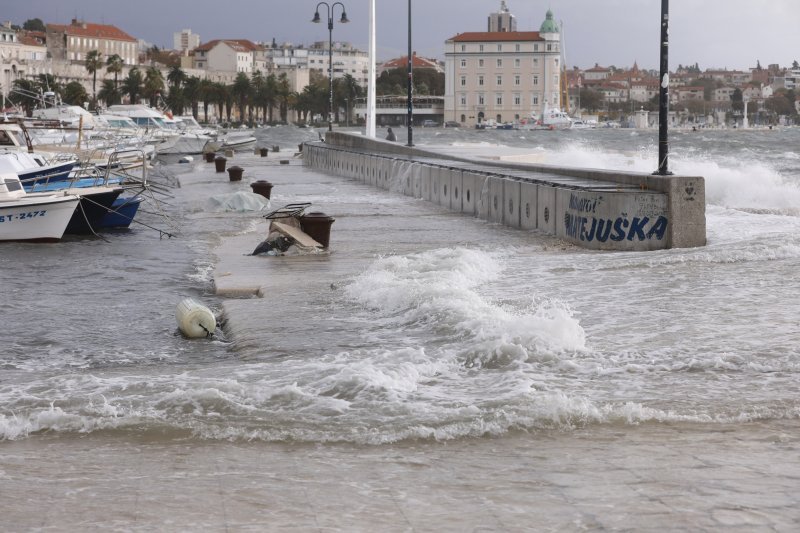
[367,0,376,137]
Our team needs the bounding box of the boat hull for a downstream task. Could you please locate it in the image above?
[99,196,143,228]
[0,195,79,242]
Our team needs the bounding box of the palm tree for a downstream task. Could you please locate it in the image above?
[106,54,124,89]
[264,73,278,123]
[143,66,165,108]
[183,76,201,120]
[84,49,104,107]
[10,78,39,116]
[97,79,120,106]
[276,73,291,123]
[62,81,89,107]
[167,66,186,89]
[198,78,214,123]
[121,67,143,104]
[231,72,251,124]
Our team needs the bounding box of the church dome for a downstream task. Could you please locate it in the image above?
[539,9,559,33]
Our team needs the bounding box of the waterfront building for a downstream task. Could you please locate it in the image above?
[46,19,137,66]
[488,1,516,33]
[0,23,48,100]
[193,39,267,74]
[262,40,369,86]
[378,53,442,76]
[444,9,562,126]
[173,29,200,54]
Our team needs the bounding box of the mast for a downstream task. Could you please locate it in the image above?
[366,0,376,137]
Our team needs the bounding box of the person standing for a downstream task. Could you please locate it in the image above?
[386,127,397,142]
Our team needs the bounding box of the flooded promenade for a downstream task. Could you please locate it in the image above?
[3,128,800,530]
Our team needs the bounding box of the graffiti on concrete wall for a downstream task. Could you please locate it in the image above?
[564,193,669,243]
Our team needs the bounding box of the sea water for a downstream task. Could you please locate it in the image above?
[2,125,799,444]
[0,127,800,529]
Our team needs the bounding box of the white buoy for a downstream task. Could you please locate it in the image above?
[176,298,216,338]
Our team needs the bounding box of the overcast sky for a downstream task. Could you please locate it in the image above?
[5,0,800,71]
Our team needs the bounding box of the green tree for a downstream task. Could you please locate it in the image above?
[84,49,104,107]
[264,73,278,123]
[10,78,39,116]
[198,78,214,123]
[106,54,124,89]
[730,88,744,112]
[231,72,252,123]
[121,67,143,104]
[143,66,165,108]
[276,73,291,123]
[22,18,45,32]
[579,87,604,113]
[62,81,89,106]
[97,79,120,106]
[183,76,201,119]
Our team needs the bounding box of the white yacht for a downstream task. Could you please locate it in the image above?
[107,105,211,155]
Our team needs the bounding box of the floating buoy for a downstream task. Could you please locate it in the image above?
[176,298,216,338]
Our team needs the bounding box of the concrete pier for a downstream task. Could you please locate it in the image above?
[305,133,706,251]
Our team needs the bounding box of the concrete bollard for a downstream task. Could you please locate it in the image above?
[250,180,273,199]
[260,147,269,157]
[214,156,227,173]
[227,165,244,181]
[204,152,216,163]
[299,212,335,248]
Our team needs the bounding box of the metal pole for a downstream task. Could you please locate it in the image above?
[367,0,376,137]
[655,0,672,175]
[406,0,413,146]
[328,13,334,132]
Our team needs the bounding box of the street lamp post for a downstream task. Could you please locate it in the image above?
[654,0,672,175]
[406,0,413,146]
[312,2,349,132]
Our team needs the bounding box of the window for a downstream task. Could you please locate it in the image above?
[479,44,484,52]
[514,75,520,86]
[554,75,559,87]
[460,94,467,105]
[460,59,466,68]
[547,44,552,52]
[461,45,466,52]
[515,44,520,52]
[478,75,484,86]
[497,44,502,52]
[514,93,521,105]
[534,44,539,52]
[533,75,539,86]
[496,93,503,105]
[496,75,502,86]
[514,58,520,68]
[533,95,539,105]
[460,76,466,87]
[478,59,484,68]
[478,93,485,105]
[496,58,502,68]
[533,58,539,67]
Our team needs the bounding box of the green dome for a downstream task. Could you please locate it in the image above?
[540,9,559,33]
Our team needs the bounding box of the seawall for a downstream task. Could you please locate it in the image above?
[304,132,705,251]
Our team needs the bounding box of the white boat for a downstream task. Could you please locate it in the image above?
[205,132,257,153]
[107,105,211,155]
[527,101,573,130]
[0,173,79,242]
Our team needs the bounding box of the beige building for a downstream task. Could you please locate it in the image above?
[46,19,138,66]
[0,23,48,99]
[173,29,200,54]
[193,39,267,74]
[444,9,562,126]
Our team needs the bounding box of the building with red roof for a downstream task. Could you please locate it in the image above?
[46,19,138,66]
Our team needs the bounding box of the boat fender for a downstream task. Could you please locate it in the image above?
[176,298,216,338]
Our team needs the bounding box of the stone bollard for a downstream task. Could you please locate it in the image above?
[260,147,269,157]
[214,156,227,173]
[204,152,215,163]
[299,212,335,248]
[250,180,273,199]
[272,145,280,153]
[227,165,244,181]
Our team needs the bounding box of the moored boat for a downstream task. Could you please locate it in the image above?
[0,173,79,242]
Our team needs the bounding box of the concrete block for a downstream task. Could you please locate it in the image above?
[461,172,482,216]
[503,179,522,228]
[537,185,557,235]
[411,163,423,198]
[520,180,538,230]
[556,188,669,251]
[450,170,463,212]
[483,176,504,223]
[420,165,432,201]
[425,166,439,203]
[437,168,451,208]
